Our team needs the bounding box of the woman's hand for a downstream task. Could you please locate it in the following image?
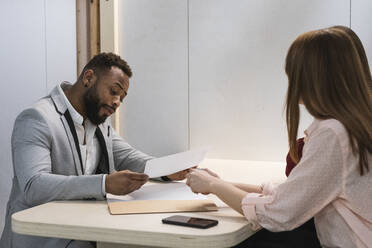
[186,169,222,194]
[199,168,220,178]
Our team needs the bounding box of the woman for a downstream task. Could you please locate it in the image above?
[286,25,372,177]
[186,27,372,247]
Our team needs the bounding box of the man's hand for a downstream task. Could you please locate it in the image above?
[166,169,189,181]
[166,165,198,181]
[105,170,149,195]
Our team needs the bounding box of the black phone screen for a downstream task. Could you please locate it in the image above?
[162,215,218,229]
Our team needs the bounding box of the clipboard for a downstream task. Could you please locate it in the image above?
[108,199,218,215]
[106,182,218,215]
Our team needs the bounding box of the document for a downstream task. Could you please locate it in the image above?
[144,148,209,178]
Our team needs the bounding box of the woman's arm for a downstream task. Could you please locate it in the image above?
[211,180,250,215]
[198,168,263,193]
[231,182,262,193]
[241,128,345,231]
[186,170,257,215]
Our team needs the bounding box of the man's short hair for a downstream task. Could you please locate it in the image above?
[80,52,132,79]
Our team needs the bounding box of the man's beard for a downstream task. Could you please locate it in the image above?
[83,85,107,125]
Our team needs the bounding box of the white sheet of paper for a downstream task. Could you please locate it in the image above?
[107,182,207,203]
[144,148,209,178]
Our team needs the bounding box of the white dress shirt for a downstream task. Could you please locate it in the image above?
[58,83,107,196]
[242,119,372,248]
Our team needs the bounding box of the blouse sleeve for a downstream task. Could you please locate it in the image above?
[241,127,345,231]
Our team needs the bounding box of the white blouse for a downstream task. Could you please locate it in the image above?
[242,119,372,248]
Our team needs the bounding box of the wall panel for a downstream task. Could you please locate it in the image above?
[45,0,77,91]
[0,0,47,232]
[189,0,350,161]
[118,0,189,157]
[0,0,76,233]
[351,0,372,73]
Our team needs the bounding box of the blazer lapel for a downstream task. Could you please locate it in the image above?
[50,83,84,175]
[63,110,84,175]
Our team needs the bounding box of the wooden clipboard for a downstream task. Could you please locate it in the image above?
[108,199,218,215]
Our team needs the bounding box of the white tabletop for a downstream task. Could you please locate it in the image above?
[12,159,286,247]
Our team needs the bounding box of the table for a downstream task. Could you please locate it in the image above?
[12,159,286,248]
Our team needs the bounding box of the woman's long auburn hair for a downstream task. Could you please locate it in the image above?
[285,27,372,175]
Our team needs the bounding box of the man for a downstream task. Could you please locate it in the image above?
[0,53,188,248]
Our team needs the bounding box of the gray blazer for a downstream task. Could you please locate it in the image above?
[0,84,152,248]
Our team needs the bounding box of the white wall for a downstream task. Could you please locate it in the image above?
[119,0,189,157]
[351,0,372,70]
[0,0,76,234]
[189,0,349,160]
[119,0,372,161]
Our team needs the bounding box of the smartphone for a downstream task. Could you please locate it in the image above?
[162,215,218,229]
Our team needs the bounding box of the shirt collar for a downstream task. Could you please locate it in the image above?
[58,82,84,125]
[304,118,320,138]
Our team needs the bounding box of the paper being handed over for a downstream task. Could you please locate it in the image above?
[144,148,209,178]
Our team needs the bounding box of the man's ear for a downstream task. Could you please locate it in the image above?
[82,69,96,88]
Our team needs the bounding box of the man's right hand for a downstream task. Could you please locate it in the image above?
[105,170,149,195]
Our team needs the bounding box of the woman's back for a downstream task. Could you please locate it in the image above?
[300,119,372,247]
